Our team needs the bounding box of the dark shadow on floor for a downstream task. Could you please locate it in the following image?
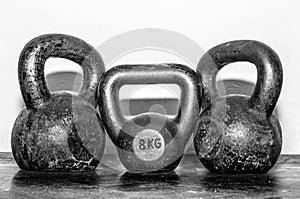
[115,171,180,192]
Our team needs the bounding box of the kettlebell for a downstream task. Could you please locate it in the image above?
[99,64,202,173]
[11,34,106,171]
[194,40,283,174]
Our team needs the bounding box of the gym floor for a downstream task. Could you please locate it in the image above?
[1,153,299,199]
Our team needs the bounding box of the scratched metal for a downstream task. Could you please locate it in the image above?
[195,40,283,173]
[12,34,106,171]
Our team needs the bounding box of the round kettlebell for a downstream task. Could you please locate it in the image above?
[99,64,202,173]
[194,40,283,173]
[11,34,106,171]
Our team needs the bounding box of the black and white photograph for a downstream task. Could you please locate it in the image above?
[0,0,299,198]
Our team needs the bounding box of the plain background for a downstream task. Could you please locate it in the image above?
[1,0,300,154]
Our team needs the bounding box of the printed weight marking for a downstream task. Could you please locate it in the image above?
[138,138,162,150]
[133,129,165,161]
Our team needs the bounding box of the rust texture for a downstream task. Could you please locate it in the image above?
[195,40,283,173]
[12,34,106,171]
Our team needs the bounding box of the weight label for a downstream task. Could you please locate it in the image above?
[133,129,165,161]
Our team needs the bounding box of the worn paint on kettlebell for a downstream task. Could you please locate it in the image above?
[195,40,283,174]
[11,34,106,171]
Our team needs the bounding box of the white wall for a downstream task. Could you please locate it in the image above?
[1,0,300,154]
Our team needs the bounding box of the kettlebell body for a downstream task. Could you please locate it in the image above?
[194,40,283,174]
[99,64,202,173]
[12,34,106,171]
[116,113,183,172]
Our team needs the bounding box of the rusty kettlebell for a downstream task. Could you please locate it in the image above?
[11,34,106,171]
[99,64,202,173]
[194,40,283,174]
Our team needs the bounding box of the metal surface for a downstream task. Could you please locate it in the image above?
[198,40,283,114]
[18,34,104,108]
[195,40,283,173]
[99,64,202,173]
[11,34,106,171]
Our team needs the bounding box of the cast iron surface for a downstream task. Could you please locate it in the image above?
[195,40,283,173]
[0,153,299,199]
[12,34,106,171]
[99,64,202,173]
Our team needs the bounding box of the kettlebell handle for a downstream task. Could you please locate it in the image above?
[99,64,202,143]
[18,34,104,109]
[198,40,283,116]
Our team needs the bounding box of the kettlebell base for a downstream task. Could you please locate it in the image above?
[11,94,106,172]
[199,158,273,174]
[123,155,183,174]
[17,158,99,172]
[194,95,282,174]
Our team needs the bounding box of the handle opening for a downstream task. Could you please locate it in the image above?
[18,34,104,109]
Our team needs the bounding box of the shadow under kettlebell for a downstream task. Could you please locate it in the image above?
[195,171,279,196]
[9,170,103,198]
[117,171,180,192]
